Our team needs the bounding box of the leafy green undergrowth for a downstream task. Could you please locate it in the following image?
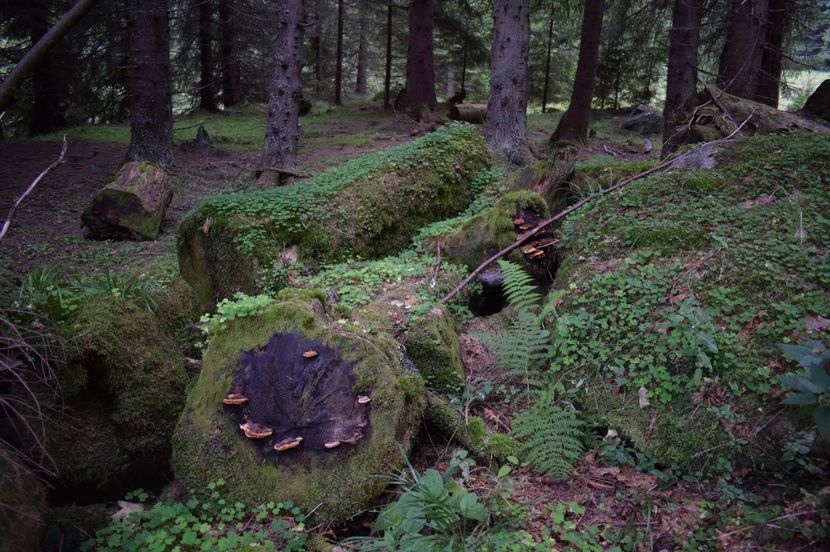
[83,480,309,552]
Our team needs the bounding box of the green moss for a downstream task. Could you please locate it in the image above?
[172,297,425,524]
[403,307,465,393]
[153,275,201,337]
[424,393,489,459]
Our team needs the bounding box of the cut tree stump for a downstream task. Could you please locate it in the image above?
[449,103,487,123]
[81,161,172,240]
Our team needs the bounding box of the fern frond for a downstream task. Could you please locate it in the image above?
[511,404,584,477]
[497,260,541,312]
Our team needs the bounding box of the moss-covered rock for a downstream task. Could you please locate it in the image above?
[178,123,492,307]
[50,296,187,495]
[547,133,830,474]
[171,296,425,525]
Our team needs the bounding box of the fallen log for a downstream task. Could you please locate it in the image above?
[450,103,487,124]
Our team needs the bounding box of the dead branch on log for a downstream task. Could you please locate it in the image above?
[0,138,67,241]
[440,134,743,303]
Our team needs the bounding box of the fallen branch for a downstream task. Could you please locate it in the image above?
[697,75,735,123]
[0,137,67,240]
[440,136,737,303]
[258,166,311,178]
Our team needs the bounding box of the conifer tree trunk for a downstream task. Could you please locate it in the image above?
[396,0,436,111]
[717,0,769,99]
[314,0,324,96]
[219,0,242,107]
[261,0,304,182]
[355,0,369,95]
[755,0,787,107]
[383,2,393,110]
[541,5,555,113]
[551,0,604,143]
[29,0,69,135]
[334,0,344,105]
[662,0,703,150]
[485,0,530,164]
[198,0,218,111]
[126,0,173,165]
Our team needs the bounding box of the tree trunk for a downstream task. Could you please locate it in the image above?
[541,5,554,113]
[485,0,530,164]
[198,0,218,112]
[460,40,467,92]
[0,0,96,113]
[261,0,304,183]
[396,0,436,111]
[334,0,344,105]
[662,0,703,152]
[29,0,69,135]
[717,0,769,99]
[551,0,604,143]
[754,0,787,107]
[383,2,393,111]
[314,0,324,96]
[355,0,369,95]
[446,65,455,99]
[126,0,174,166]
[219,0,243,107]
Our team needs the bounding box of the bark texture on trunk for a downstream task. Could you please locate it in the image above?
[551,0,604,143]
[662,0,703,151]
[754,0,786,107]
[334,0,344,105]
[396,0,436,111]
[485,0,530,164]
[383,2,393,110]
[219,0,242,107]
[314,0,324,96]
[541,5,554,113]
[29,0,69,135]
[261,0,304,180]
[717,0,769,99]
[198,0,217,111]
[126,0,174,166]
[355,0,369,95]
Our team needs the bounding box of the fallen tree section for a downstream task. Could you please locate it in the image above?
[178,123,491,307]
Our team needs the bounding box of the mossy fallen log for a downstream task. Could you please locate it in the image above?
[178,123,491,307]
[449,103,487,124]
[81,161,173,240]
[172,294,425,525]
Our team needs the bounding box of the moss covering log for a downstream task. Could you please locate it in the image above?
[177,123,491,307]
[171,295,425,525]
[81,161,173,240]
[48,296,187,496]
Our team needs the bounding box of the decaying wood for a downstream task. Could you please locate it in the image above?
[450,103,487,124]
[698,75,734,123]
[258,167,311,178]
[0,138,67,240]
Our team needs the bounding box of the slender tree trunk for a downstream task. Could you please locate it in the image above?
[446,65,455,99]
[198,0,217,111]
[126,0,173,165]
[355,0,369,95]
[551,0,604,143]
[30,0,69,135]
[383,2,393,111]
[261,0,304,181]
[396,0,436,111]
[541,5,555,113]
[485,0,530,164]
[314,0,324,96]
[662,0,703,150]
[717,0,769,99]
[334,0,344,105]
[460,40,467,92]
[219,0,242,107]
[754,0,787,107]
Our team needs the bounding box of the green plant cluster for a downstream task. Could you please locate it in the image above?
[197,292,275,348]
[82,480,308,552]
[778,339,830,436]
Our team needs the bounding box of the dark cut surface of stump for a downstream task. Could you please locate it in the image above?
[81,161,172,240]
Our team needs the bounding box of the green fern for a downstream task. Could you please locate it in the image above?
[511,399,584,477]
[497,259,541,312]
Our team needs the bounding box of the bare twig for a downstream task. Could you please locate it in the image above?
[0,137,67,241]
[697,76,735,123]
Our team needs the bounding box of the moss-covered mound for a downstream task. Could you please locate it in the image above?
[178,123,492,307]
[49,296,187,496]
[548,133,830,474]
[171,295,425,524]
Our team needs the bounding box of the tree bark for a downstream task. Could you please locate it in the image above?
[334,0,344,105]
[0,0,96,113]
[126,0,174,166]
[261,0,304,182]
[485,0,530,164]
[662,0,703,152]
[314,0,324,96]
[754,0,787,107]
[551,0,604,144]
[355,0,369,95]
[396,0,436,111]
[717,0,769,100]
[29,0,69,135]
[383,2,393,111]
[541,5,555,113]
[219,0,242,107]
[198,0,218,112]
